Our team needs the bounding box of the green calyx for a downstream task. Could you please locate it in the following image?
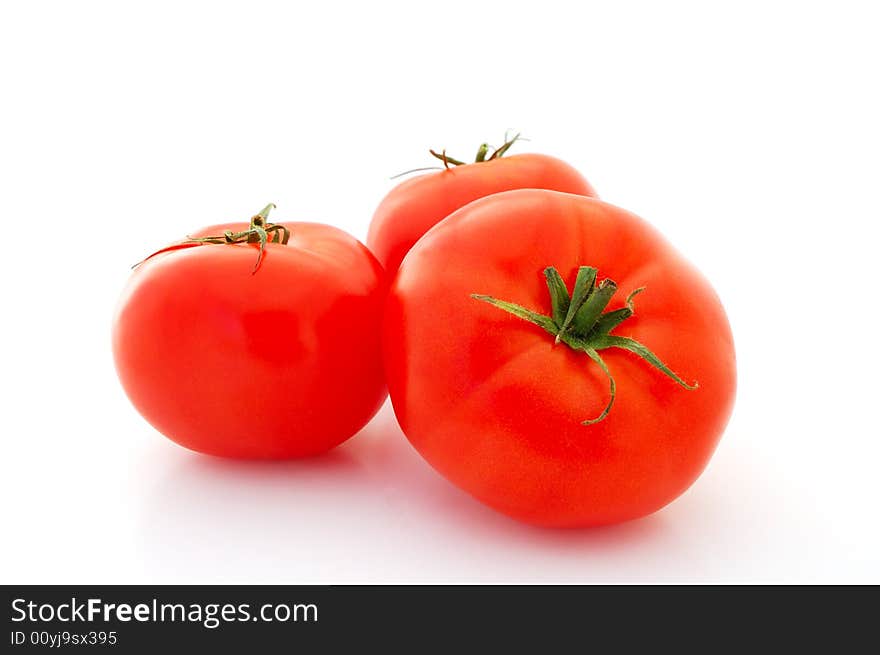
[187,203,288,273]
[134,203,287,274]
[390,132,524,179]
[472,266,698,425]
[429,131,522,169]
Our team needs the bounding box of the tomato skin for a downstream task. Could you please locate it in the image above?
[113,222,387,459]
[367,153,596,275]
[383,190,736,527]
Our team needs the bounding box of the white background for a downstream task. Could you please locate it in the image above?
[1,1,878,583]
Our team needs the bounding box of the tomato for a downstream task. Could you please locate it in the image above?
[113,205,387,458]
[367,139,596,274]
[383,190,736,527]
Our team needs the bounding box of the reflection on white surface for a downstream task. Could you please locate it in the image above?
[135,402,773,583]
[5,381,873,583]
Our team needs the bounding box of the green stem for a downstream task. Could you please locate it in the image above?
[593,335,697,390]
[589,288,644,337]
[135,203,287,274]
[427,132,523,170]
[571,279,617,336]
[253,203,276,227]
[472,266,698,425]
[581,349,615,425]
[557,266,597,341]
[389,166,445,180]
[429,149,467,168]
[488,132,521,160]
[543,267,571,325]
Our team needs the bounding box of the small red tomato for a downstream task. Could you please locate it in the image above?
[113,205,387,458]
[383,190,736,527]
[367,135,597,274]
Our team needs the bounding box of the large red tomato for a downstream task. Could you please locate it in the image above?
[383,190,736,527]
[113,205,387,458]
[367,140,596,274]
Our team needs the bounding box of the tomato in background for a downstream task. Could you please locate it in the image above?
[367,136,596,274]
[383,190,736,527]
[113,205,387,458]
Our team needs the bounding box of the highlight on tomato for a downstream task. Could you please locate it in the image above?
[367,133,597,275]
[113,204,387,459]
[383,189,736,527]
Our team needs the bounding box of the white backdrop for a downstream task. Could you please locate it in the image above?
[1,1,878,583]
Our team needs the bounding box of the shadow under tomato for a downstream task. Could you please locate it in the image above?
[138,401,681,583]
[350,404,672,545]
